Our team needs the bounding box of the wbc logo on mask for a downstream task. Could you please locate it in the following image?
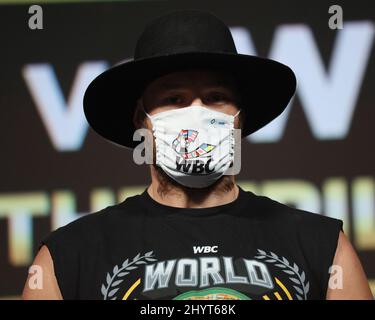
[172,129,216,174]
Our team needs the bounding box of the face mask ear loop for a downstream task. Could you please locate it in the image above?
[138,98,152,120]
[230,109,241,152]
[230,109,241,130]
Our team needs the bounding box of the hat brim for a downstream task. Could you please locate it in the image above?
[83,51,296,149]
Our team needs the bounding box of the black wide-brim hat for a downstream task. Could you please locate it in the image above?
[83,9,296,149]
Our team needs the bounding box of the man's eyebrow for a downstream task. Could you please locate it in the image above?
[158,82,186,90]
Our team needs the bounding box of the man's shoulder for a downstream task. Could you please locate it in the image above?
[247,190,343,228]
[42,193,142,245]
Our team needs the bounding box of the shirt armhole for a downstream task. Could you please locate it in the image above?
[40,228,79,299]
[321,218,344,299]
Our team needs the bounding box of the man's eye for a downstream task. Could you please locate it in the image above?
[163,95,183,104]
[206,92,229,103]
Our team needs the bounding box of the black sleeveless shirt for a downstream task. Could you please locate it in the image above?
[41,186,343,300]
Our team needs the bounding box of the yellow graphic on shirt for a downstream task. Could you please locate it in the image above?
[122,278,141,300]
[262,277,293,300]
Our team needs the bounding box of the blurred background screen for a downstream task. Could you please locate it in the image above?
[0,0,374,298]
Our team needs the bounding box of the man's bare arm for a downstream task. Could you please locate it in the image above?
[22,245,63,300]
[326,231,373,300]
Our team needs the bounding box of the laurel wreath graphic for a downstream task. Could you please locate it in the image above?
[101,251,157,300]
[255,249,310,300]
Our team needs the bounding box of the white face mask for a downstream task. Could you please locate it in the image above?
[144,104,241,188]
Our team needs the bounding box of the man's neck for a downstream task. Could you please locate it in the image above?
[147,166,239,208]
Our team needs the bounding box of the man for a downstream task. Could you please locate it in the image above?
[23,10,372,300]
